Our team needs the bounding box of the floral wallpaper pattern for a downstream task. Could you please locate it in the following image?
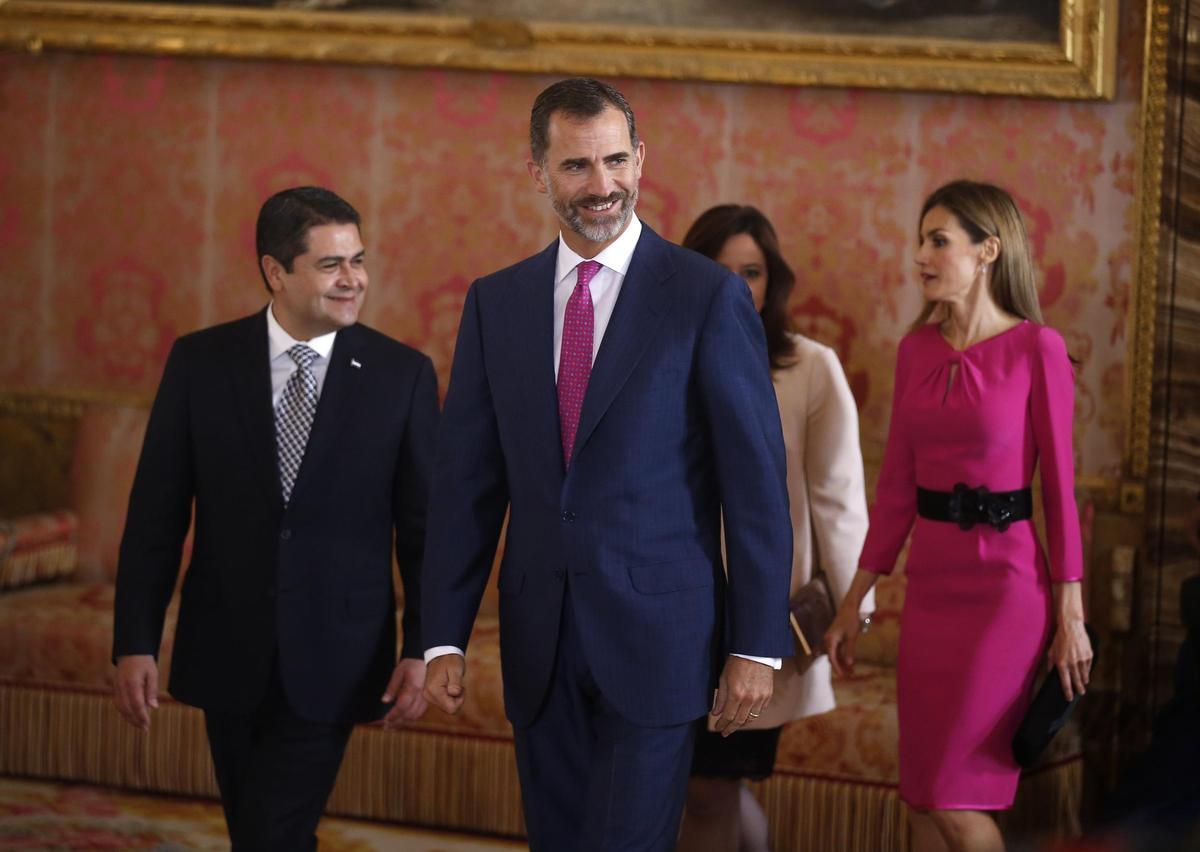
[0,11,1144,478]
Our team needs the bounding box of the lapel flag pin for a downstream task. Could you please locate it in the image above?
[350,358,362,369]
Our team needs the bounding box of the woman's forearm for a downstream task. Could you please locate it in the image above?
[839,569,881,615]
[1053,580,1086,625]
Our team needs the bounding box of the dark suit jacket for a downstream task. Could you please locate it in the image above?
[113,309,438,724]
[422,224,792,729]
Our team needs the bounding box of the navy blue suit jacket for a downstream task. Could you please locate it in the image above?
[422,224,792,729]
[113,310,438,724]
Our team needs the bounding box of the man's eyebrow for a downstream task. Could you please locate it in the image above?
[315,250,364,264]
[557,151,630,168]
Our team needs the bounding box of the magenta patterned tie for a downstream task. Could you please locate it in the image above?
[558,260,600,468]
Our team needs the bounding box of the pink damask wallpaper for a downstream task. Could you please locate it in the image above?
[0,11,1145,479]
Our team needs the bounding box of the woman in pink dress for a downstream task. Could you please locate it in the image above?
[825,180,1094,852]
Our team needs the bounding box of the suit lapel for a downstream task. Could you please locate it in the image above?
[289,324,365,502]
[515,241,566,478]
[230,308,285,511]
[571,226,673,465]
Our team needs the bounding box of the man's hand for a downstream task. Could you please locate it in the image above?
[710,655,773,737]
[380,658,429,730]
[114,654,159,730]
[423,653,466,715]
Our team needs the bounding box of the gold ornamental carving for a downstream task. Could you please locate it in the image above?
[0,0,1117,99]
[1126,0,1171,481]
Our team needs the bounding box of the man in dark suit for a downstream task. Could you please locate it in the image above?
[421,79,793,851]
[112,186,438,850]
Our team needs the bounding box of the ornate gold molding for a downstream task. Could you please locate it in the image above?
[1127,1,1171,480]
[0,0,1116,98]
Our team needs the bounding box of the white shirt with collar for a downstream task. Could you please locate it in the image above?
[425,218,780,671]
[266,302,338,407]
[552,214,641,378]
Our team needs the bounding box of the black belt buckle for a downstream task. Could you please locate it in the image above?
[947,483,1016,532]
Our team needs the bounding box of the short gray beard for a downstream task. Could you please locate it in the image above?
[552,187,638,245]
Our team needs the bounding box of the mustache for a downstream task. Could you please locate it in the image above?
[572,191,627,208]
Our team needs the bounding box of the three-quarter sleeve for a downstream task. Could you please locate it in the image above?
[1029,326,1083,583]
[857,335,917,575]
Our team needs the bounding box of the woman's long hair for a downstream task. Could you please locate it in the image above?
[682,204,798,370]
[910,180,1044,332]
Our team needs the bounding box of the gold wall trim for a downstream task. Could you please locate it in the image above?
[0,0,1116,98]
[1127,1,1171,480]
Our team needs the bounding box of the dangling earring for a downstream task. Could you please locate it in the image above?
[979,263,989,280]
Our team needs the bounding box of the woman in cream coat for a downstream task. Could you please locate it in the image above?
[678,205,871,852]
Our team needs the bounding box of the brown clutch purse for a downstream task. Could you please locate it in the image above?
[788,574,836,673]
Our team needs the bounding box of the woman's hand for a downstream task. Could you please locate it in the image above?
[1047,619,1093,701]
[825,606,863,678]
[825,569,880,678]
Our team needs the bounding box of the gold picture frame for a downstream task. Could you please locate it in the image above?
[1,0,1116,99]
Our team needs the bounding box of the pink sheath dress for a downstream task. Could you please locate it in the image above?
[858,320,1083,810]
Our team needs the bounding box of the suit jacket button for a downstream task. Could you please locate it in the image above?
[560,511,575,522]
[280,529,292,540]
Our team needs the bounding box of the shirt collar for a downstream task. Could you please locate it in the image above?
[554,216,643,284]
[266,302,338,362]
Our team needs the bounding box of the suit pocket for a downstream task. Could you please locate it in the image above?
[627,557,715,595]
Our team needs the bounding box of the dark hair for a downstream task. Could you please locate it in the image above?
[530,77,638,166]
[255,186,361,292]
[682,204,797,371]
[912,179,1043,331]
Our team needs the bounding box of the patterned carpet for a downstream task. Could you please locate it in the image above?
[0,777,526,851]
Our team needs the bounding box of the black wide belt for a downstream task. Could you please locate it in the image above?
[916,484,1032,532]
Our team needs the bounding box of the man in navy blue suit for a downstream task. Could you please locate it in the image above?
[422,79,793,851]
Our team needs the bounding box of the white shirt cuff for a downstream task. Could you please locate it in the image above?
[732,653,782,670]
[424,645,465,664]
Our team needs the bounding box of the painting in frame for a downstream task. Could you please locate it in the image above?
[0,0,1117,99]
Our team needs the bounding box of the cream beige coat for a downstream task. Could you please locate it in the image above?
[746,333,871,730]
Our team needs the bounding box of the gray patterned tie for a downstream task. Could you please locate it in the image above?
[275,343,319,504]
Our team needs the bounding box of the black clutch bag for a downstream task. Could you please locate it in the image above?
[1011,624,1098,768]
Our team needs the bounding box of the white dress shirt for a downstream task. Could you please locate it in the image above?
[266,303,338,405]
[426,219,779,671]
[552,215,641,378]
